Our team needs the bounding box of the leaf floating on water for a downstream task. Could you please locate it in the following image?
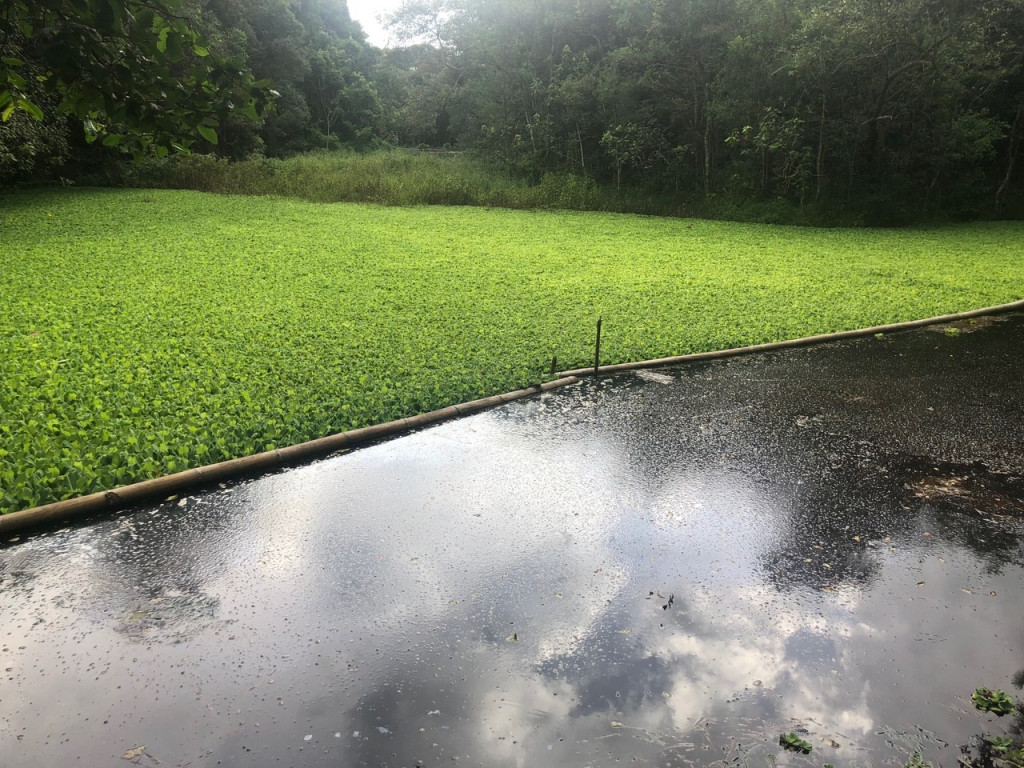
[779,732,813,754]
[303,735,312,741]
[916,582,926,587]
[972,688,1016,715]
[611,721,624,728]
[506,633,518,642]
[122,746,146,760]
[617,629,631,635]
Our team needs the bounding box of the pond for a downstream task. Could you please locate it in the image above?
[1,314,1022,767]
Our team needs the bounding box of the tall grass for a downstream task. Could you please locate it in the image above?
[125,149,681,215]
[122,150,884,224]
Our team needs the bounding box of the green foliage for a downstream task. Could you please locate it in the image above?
[1,187,1022,513]
[1001,748,1024,768]
[987,737,1016,754]
[0,107,70,181]
[973,688,1018,716]
[4,0,1024,223]
[906,754,932,768]
[779,733,813,754]
[725,108,813,201]
[193,0,383,159]
[1,0,268,154]
[601,122,668,188]
[381,0,1024,219]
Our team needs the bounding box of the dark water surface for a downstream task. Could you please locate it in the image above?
[2,315,1023,768]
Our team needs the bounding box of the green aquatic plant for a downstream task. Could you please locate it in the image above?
[973,688,1017,716]
[779,732,813,754]
[2,187,1022,513]
[986,736,1015,753]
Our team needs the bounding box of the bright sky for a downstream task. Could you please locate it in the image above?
[347,0,406,48]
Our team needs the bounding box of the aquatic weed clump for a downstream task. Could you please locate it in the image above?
[2,187,1022,513]
[973,688,1017,716]
[779,732,813,754]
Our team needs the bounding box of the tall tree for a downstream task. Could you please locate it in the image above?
[203,0,382,156]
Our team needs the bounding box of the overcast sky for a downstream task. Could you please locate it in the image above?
[347,0,405,48]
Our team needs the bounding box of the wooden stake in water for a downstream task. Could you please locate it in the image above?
[594,317,602,373]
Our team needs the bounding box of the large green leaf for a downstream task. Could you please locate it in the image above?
[16,98,43,121]
[196,124,218,145]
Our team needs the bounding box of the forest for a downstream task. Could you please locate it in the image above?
[3,0,1024,222]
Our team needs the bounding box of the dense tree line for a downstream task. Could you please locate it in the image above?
[3,0,1024,221]
[387,0,1024,220]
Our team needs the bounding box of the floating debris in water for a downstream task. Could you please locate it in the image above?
[121,745,146,761]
